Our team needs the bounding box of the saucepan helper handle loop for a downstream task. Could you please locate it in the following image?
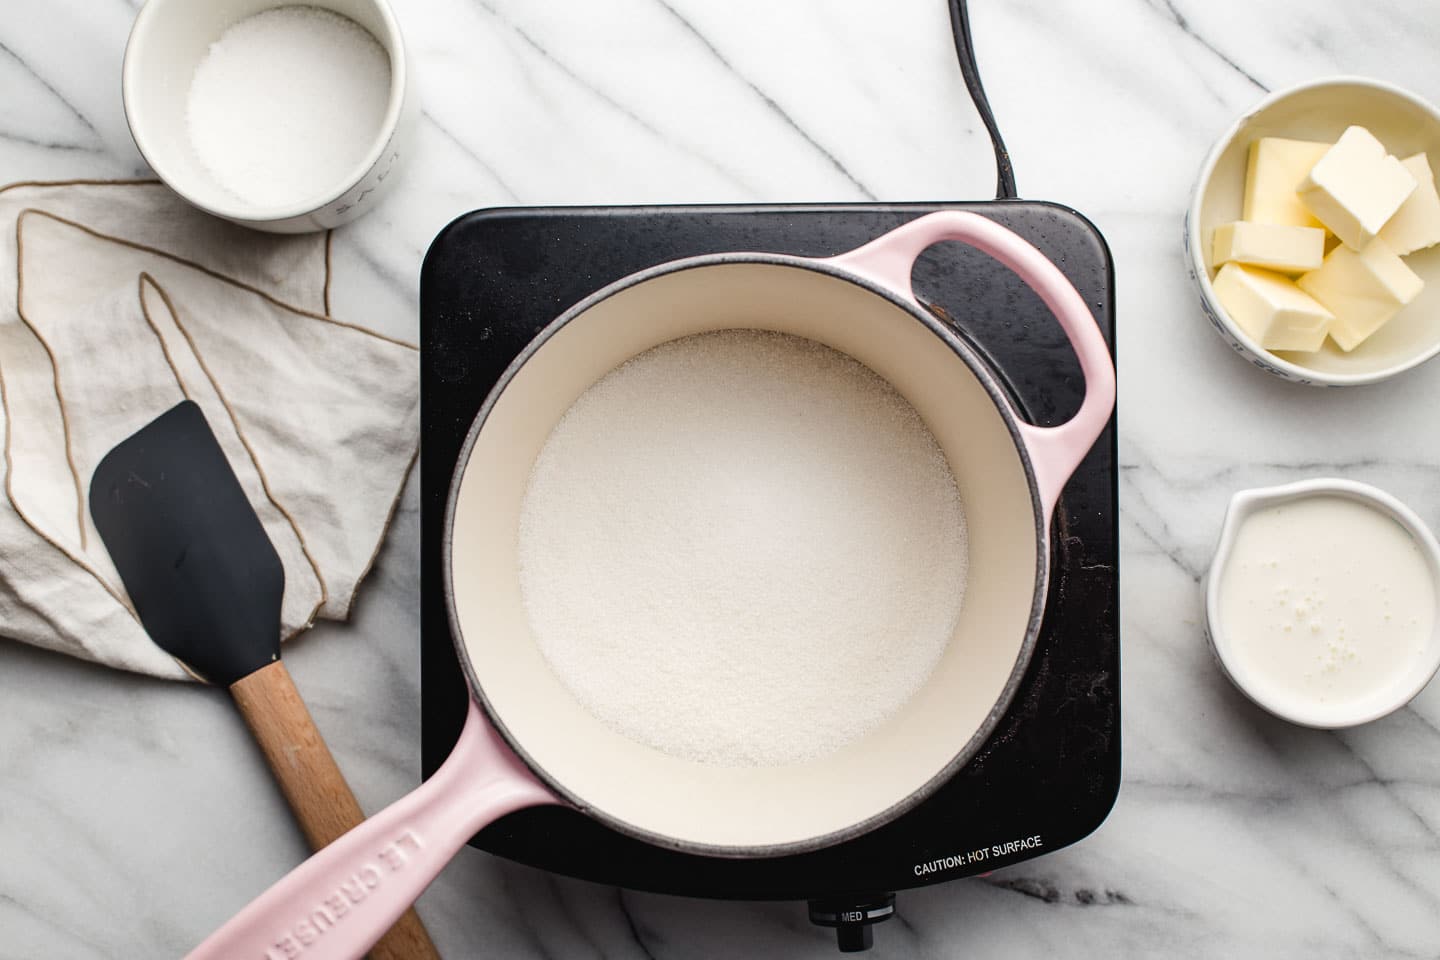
[826,211,1116,525]
[186,702,556,960]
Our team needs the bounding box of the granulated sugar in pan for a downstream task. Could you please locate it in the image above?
[517,330,968,766]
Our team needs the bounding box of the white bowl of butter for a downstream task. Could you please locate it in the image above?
[1205,479,1440,728]
[1188,77,1440,385]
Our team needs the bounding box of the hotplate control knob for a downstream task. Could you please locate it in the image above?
[808,892,896,952]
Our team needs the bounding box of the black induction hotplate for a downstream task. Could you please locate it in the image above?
[419,203,1119,951]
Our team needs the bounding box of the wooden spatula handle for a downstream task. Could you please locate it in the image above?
[230,660,441,960]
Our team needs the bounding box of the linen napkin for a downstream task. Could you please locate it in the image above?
[0,181,419,680]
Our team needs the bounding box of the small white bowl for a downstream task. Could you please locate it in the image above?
[1186,76,1440,386]
[123,0,416,234]
[1204,478,1440,728]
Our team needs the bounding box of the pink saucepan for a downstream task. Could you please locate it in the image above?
[187,211,1115,959]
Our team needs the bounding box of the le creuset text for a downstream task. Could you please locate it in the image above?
[263,829,424,959]
[913,833,1043,876]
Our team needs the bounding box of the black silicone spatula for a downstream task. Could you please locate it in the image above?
[91,401,284,687]
[90,400,438,960]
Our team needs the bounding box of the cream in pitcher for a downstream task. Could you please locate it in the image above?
[1212,485,1440,724]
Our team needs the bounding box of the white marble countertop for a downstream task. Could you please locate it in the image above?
[3,0,1440,957]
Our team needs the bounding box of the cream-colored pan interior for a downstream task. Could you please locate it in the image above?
[449,261,1039,852]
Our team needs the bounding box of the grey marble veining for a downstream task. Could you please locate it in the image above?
[3,0,1440,957]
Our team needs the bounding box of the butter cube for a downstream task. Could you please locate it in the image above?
[1213,262,1334,352]
[1244,137,1330,228]
[1379,153,1440,255]
[1299,126,1416,250]
[1213,221,1325,274]
[1297,240,1423,351]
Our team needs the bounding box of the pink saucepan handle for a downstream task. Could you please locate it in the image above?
[186,702,556,960]
[827,211,1116,525]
